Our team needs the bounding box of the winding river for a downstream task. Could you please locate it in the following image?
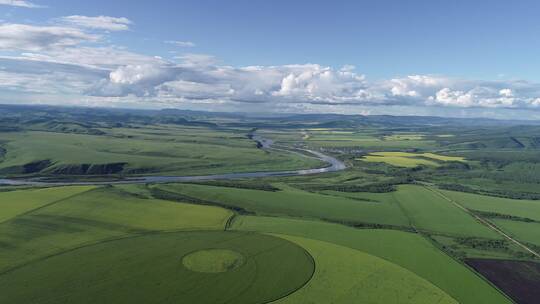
[0,136,346,186]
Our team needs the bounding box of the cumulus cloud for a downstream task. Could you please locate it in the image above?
[0,0,43,8]
[10,47,540,110]
[84,57,540,110]
[4,45,540,111]
[58,15,132,31]
[2,22,540,113]
[0,23,99,51]
[90,64,177,97]
[426,84,537,108]
[429,88,474,107]
[165,40,196,47]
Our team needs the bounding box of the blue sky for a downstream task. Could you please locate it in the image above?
[1,0,540,119]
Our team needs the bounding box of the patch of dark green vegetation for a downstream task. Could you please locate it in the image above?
[438,183,540,200]
[471,210,538,223]
[187,180,280,191]
[427,233,536,261]
[322,218,416,232]
[295,177,415,193]
[455,237,509,251]
[306,182,397,193]
[149,187,255,215]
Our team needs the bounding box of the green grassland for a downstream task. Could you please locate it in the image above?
[0,127,322,177]
[396,185,498,237]
[157,183,501,239]
[232,216,510,303]
[257,128,435,149]
[0,185,232,272]
[272,234,457,304]
[155,183,411,227]
[0,182,516,304]
[156,182,531,262]
[3,108,540,303]
[492,220,540,247]
[437,189,540,250]
[440,189,540,222]
[0,186,94,222]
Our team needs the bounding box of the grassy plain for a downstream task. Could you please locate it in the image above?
[232,216,511,304]
[440,189,540,222]
[3,107,540,303]
[0,185,232,272]
[155,183,411,227]
[492,220,540,247]
[396,185,499,237]
[272,234,457,304]
[0,186,94,222]
[0,127,322,177]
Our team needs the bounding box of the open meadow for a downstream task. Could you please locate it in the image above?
[1,106,539,303]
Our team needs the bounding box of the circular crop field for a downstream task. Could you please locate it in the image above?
[0,231,314,304]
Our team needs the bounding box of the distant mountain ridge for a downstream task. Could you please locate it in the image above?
[1,104,540,128]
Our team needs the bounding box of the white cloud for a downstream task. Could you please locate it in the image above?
[9,47,540,110]
[174,53,217,67]
[59,15,132,31]
[0,0,43,8]
[165,40,196,47]
[499,88,513,97]
[271,64,368,103]
[429,88,474,107]
[0,23,99,51]
[5,46,540,111]
[426,85,534,108]
[2,22,540,114]
[90,63,181,97]
[20,46,165,69]
[0,57,106,96]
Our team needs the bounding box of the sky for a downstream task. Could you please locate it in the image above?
[1,0,540,119]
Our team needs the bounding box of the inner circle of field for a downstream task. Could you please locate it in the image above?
[0,231,315,304]
[182,248,245,273]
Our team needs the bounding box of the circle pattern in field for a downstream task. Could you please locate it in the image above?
[0,231,315,304]
[182,248,245,273]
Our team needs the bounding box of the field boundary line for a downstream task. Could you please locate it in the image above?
[0,186,98,225]
[224,213,237,231]
[425,186,540,259]
[0,228,228,277]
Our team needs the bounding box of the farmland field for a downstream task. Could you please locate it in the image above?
[360,152,466,168]
[1,106,539,303]
[0,231,315,304]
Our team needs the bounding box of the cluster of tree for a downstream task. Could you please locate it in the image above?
[471,210,537,223]
[300,182,395,193]
[321,218,415,232]
[149,187,254,215]
[455,237,508,251]
[438,183,540,200]
[186,180,279,192]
